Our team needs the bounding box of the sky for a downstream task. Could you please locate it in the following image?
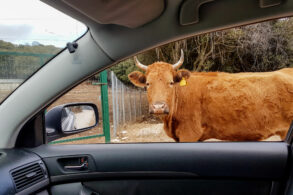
[0,0,87,47]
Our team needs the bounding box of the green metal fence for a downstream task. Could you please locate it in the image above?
[0,51,110,143]
[49,70,111,144]
[100,71,111,143]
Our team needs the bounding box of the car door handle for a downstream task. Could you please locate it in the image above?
[64,162,88,170]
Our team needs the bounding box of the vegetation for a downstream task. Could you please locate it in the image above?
[111,18,293,85]
[0,40,60,54]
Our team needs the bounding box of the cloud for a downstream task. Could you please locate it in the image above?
[0,24,33,41]
[0,0,87,47]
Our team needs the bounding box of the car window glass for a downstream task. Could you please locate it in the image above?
[47,17,293,144]
[0,0,87,103]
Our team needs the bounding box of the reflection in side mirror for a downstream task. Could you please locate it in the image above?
[61,105,96,132]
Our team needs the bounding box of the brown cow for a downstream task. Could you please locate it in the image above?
[128,50,293,142]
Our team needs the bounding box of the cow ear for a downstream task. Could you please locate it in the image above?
[174,69,191,82]
[128,71,146,88]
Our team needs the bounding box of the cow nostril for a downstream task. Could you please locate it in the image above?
[150,102,169,114]
[153,103,165,110]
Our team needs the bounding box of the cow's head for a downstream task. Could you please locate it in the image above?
[128,50,190,115]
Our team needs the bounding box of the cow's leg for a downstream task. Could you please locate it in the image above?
[162,117,180,142]
[162,116,203,142]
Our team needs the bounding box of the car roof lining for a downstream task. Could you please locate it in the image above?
[61,0,165,28]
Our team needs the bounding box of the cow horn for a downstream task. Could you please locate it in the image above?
[172,49,184,69]
[134,56,147,71]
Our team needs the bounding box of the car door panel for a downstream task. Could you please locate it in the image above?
[30,142,288,179]
[29,142,289,194]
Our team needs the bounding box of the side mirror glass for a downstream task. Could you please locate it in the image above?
[61,105,96,132]
[45,103,99,142]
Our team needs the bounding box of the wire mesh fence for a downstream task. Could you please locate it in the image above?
[109,71,148,137]
[0,52,52,79]
[0,52,54,102]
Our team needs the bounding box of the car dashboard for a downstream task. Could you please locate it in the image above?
[0,149,49,195]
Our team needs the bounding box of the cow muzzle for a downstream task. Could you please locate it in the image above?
[149,102,169,114]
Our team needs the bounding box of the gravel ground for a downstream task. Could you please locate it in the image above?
[112,122,174,143]
[52,121,174,145]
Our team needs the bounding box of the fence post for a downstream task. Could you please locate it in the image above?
[115,76,119,133]
[111,72,117,137]
[139,90,142,117]
[40,57,44,66]
[133,90,137,121]
[122,84,125,124]
[129,89,132,122]
[100,70,111,143]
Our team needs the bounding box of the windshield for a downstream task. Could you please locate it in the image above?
[0,0,87,103]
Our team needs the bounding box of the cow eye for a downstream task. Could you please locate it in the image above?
[146,82,150,86]
[169,81,174,85]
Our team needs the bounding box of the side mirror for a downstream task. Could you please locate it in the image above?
[45,103,99,142]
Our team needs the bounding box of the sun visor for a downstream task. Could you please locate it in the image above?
[62,0,165,28]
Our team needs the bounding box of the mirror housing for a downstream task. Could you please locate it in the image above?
[45,103,99,142]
